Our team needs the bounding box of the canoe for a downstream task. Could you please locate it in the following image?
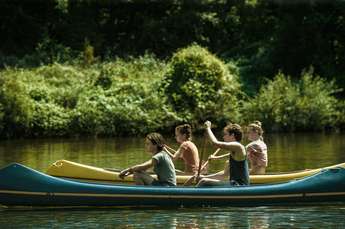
[46,159,345,184]
[1,163,345,208]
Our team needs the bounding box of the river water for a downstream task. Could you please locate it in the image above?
[0,133,345,228]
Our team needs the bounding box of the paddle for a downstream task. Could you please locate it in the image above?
[200,148,221,171]
[183,134,208,186]
[182,147,220,186]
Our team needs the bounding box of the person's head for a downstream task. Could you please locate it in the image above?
[146,133,165,154]
[247,121,264,141]
[223,123,243,142]
[175,124,192,143]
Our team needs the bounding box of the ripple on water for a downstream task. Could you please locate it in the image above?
[1,205,345,228]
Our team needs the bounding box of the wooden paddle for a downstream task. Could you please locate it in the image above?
[182,147,220,186]
[200,148,220,171]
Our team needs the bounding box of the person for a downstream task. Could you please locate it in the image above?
[164,124,200,175]
[246,121,268,175]
[119,133,176,186]
[197,121,250,186]
[205,121,268,177]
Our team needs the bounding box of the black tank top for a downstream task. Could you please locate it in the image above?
[229,153,250,185]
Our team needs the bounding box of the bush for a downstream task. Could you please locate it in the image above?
[163,44,241,125]
[335,100,345,131]
[31,102,73,136]
[74,60,179,135]
[0,71,34,137]
[0,57,179,138]
[242,70,340,131]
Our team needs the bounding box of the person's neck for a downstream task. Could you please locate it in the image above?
[152,149,160,155]
[252,136,260,141]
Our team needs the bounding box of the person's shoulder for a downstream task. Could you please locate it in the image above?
[246,141,259,149]
[185,140,197,147]
[260,140,267,148]
[255,140,267,150]
[153,151,165,160]
[181,141,192,149]
[231,141,245,148]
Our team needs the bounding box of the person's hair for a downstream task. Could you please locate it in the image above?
[224,123,243,142]
[175,124,192,140]
[248,121,264,139]
[146,132,166,152]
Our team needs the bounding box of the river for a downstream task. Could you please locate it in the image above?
[0,133,345,228]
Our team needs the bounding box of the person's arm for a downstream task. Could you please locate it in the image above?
[131,159,154,172]
[119,159,154,179]
[164,145,176,157]
[164,144,185,161]
[208,153,230,160]
[204,121,243,152]
[164,145,184,161]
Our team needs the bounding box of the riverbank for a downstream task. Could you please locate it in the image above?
[0,46,344,138]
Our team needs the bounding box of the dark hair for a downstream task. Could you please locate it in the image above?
[224,123,243,142]
[175,124,192,140]
[146,132,166,151]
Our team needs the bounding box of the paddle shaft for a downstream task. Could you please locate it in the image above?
[182,148,221,186]
[200,148,220,171]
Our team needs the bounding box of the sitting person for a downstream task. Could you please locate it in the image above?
[165,124,200,175]
[197,121,250,186]
[119,133,176,187]
[246,121,268,175]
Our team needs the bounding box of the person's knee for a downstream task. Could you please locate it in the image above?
[133,171,143,182]
[133,171,140,178]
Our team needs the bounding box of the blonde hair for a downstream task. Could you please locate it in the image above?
[248,121,264,140]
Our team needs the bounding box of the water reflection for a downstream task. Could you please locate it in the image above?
[1,206,345,228]
[0,133,345,174]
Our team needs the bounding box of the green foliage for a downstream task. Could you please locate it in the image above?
[242,70,340,131]
[163,44,241,124]
[335,100,345,130]
[0,71,34,136]
[0,56,182,138]
[32,102,73,136]
[83,39,95,66]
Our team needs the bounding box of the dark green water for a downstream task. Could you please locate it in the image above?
[1,133,345,228]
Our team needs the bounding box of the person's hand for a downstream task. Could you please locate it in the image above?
[204,121,211,129]
[248,145,261,155]
[119,168,132,179]
[208,154,216,161]
[195,174,205,183]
